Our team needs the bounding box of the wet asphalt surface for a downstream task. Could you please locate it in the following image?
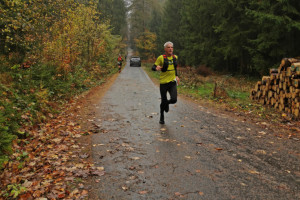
[89,54,299,199]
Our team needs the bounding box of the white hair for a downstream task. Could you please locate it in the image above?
[164,41,173,48]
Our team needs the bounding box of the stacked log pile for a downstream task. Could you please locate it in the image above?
[250,58,300,118]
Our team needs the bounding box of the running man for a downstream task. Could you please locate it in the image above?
[152,41,180,124]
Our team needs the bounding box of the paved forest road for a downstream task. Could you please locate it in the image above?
[88,56,299,200]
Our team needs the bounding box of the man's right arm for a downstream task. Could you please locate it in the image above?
[152,65,162,71]
[152,65,157,71]
[152,56,162,71]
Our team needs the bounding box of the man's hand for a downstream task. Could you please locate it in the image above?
[156,65,162,71]
[176,76,180,85]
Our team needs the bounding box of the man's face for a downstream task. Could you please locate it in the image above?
[165,44,173,56]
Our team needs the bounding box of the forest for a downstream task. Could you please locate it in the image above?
[0,0,127,163]
[1,0,300,170]
[131,0,300,76]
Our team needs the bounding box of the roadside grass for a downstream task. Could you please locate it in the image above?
[143,63,285,123]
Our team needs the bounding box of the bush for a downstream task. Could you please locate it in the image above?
[0,0,124,165]
[0,106,16,165]
[196,65,213,77]
[0,63,93,165]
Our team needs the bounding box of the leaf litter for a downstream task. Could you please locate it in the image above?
[0,113,105,199]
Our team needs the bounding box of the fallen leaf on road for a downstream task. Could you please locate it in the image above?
[215,148,223,151]
[139,191,148,194]
[195,170,201,173]
[90,169,105,177]
[255,150,267,155]
[185,156,191,159]
[199,192,204,196]
[101,129,108,133]
[175,192,185,197]
[175,192,181,196]
[158,138,169,142]
[97,167,104,171]
[121,143,130,147]
[240,183,247,186]
[259,131,266,135]
[131,157,140,160]
[249,170,259,174]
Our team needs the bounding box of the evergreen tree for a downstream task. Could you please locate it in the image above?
[129,0,300,75]
[129,0,147,43]
[97,0,127,36]
[111,0,127,35]
[159,0,183,56]
[212,0,254,73]
[129,0,156,50]
[148,1,163,56]
[179,0,221,67]
[246,0,300,74]
[149,8,162,35]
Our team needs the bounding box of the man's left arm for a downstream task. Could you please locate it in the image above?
[176,76,180,85]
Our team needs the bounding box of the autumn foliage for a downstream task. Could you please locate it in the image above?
[134,30,157,59]
[0,0,123,168]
